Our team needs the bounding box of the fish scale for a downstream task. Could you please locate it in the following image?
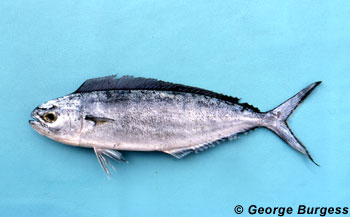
[29,75,321,176]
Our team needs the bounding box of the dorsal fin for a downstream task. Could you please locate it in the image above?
[74,75,240,103]
[74,75,259,111]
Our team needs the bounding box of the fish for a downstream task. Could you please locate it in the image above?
[29,75,321,175]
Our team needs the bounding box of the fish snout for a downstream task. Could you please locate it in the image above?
[29,110,49,135]
[29,107,44,126]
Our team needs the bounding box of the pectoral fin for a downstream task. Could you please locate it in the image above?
[85,115,114,126]
[93,148,127,176]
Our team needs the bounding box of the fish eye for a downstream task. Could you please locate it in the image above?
[42,112,57,123]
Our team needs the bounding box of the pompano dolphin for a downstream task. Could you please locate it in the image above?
[29,75,321,175]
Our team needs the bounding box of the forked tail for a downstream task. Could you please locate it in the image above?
[261,81,322,166]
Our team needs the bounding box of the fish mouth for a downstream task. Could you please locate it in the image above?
[29,118,39,126]
[29,110,40,124]
[29,110,47,134]
[29,112,40,127]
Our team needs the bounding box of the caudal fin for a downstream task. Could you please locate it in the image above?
[262,81,321,166]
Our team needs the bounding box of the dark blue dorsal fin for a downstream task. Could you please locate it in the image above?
[74,75,241,104]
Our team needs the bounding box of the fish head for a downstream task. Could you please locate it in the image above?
[29,95,82,146]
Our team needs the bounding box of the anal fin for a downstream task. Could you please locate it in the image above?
[165,148,194,159]
[164,129,257,159]
[164,142,217,159]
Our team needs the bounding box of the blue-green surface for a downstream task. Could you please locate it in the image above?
[0,1,349,217]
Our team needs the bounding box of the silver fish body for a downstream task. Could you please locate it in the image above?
[80,90,262,151]
[29,75,321,175]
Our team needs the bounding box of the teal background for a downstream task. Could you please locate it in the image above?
[0,1,349,216]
